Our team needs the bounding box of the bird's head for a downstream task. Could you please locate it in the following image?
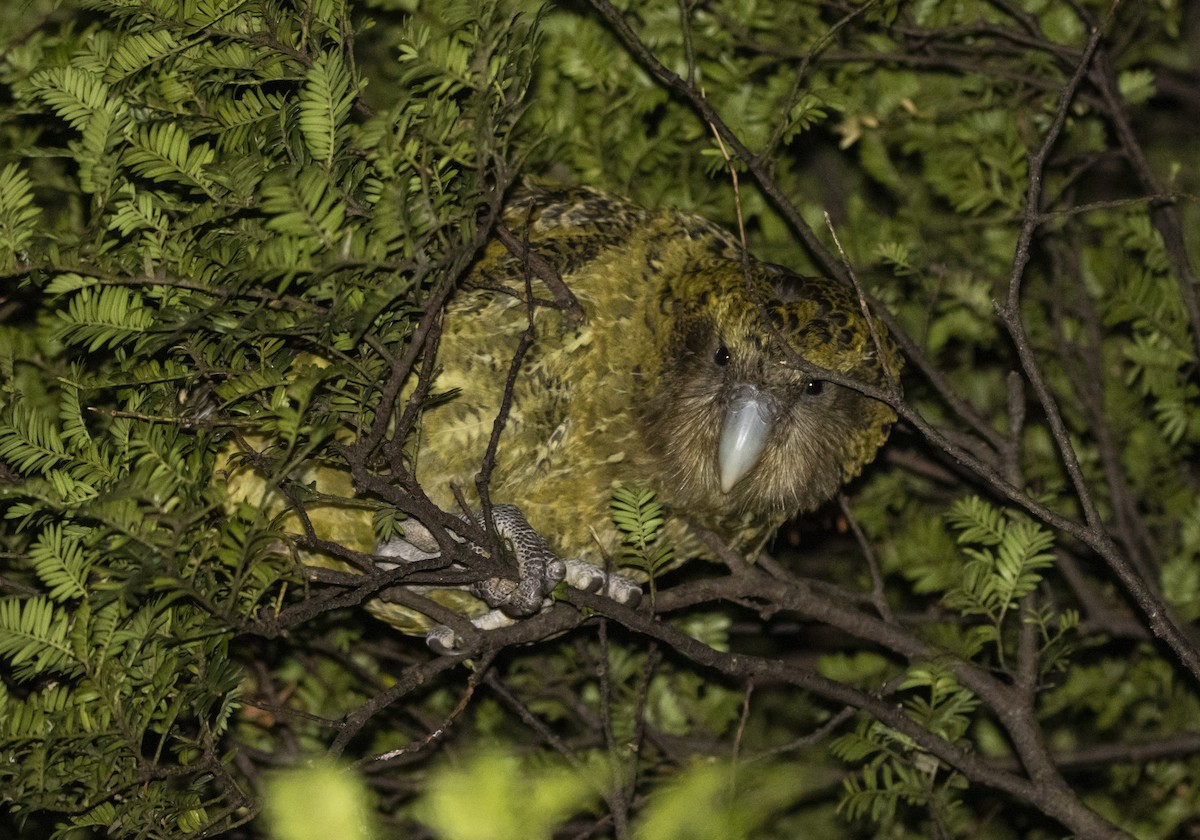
[643,257,902,522]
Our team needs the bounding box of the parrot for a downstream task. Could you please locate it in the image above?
[369,182,903,647]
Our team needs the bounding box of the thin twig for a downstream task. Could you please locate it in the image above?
[704,96,747,251]
[824,212,899,390]
[838,494,893,622]
[364,663,485,766]
[494,221,586,322]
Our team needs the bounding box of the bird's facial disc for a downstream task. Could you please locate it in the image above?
[718,384,774,493]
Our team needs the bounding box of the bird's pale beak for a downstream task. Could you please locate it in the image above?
[718,385,773,493]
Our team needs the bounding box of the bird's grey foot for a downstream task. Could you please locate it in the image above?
[562,559,642,608]
[425,565,642,653]
[377,505,642,653]
[468,504,566,616]
[375,506,564,616]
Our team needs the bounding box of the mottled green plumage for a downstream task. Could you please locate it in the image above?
[414,183,901,564]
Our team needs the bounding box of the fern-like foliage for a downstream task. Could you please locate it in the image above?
[832,665,975,832]
[944,496,1056,631]
[0,163,40,271]
[610,484,675,592]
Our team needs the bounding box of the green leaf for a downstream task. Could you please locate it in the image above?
[54,285,155,352]
[299,51,358,168]
[30,524,93,602]
[30,66,113,131]
[413,750,598,840]
[0,162,41,270]
[124,122,217,194]
[0,597,78,679]
[260,165,346,250]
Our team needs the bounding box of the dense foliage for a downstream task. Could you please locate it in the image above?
[0,0,1197,837]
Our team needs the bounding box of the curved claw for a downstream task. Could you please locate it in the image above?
[425,624,463,655]
[425,607,528,655]
[564,559,643,607]
[605,575,643,608]
[563,559,607,593]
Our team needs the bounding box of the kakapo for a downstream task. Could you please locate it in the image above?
[374,183,901,646]
[224,183,901,649]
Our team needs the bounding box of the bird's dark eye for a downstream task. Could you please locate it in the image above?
[805,380,825,395]
[713,344,731,366]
